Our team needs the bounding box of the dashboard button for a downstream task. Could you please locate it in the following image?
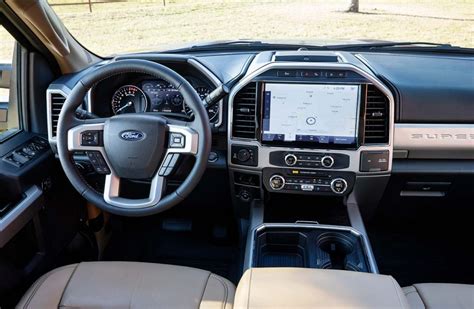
[360,151,390,172]
[277,70,296,77]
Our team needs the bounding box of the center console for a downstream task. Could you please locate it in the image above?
[227,51,395,274]
[228,51,394,203]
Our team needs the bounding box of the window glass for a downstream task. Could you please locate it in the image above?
[0,25,20,141]
[49,0,473,56]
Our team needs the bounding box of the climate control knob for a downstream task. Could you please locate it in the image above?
[321,156,335,168]
[269,175,285,191]
[330,178,348,194]
[284,154,298,166]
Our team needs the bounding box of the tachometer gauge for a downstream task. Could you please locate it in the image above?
[195,86,210,100]
[111,85,147,115]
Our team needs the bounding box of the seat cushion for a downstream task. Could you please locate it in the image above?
[403,283,474,309]
[16,262,235,309]
[235,268,410,308]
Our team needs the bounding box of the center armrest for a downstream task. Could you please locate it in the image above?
[235,268,409,308]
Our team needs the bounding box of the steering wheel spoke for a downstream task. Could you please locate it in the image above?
[67,120,114,175]
[103,172,166,209]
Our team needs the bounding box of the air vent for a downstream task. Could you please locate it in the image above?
[49,92,66,137]
[363,85,389,144]
[232,82,257,139]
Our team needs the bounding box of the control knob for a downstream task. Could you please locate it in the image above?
[321,155,335,168]
[330,178,348,194]
[237,149,251,162]
[269,175,285,191]
[284,153,298,166]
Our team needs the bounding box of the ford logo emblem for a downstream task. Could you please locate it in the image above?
[120,130,145,141]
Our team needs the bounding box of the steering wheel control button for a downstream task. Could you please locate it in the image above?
[330,178,348,194]
[169,133,185,148]
[231,145,258,167]
[360,150,390,172]
[86,151,110,174]
[159,153,180,176]
[81,130,102,146]
[284,154,298,166]
[269,175,285,191]
[321,156,335,168]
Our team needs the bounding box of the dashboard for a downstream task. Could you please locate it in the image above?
[44,50,474,207]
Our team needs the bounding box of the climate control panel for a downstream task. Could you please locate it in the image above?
[270,151,350,169]
[263,168,355,196]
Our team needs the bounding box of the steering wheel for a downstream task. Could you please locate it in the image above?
[56,60,211,216]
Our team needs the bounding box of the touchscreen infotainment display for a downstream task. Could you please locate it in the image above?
[261,83,360,146]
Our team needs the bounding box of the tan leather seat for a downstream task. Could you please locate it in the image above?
[16,261,235,309]
[235,268,410,308]
[403,283,474,309]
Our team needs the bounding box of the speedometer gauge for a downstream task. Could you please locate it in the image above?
[111,85,148,115]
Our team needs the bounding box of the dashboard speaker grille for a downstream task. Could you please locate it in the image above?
[363,84,389,144]
[232,82,257,139]
[50,92,66,137]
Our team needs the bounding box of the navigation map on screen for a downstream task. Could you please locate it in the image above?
[262,83,360,145]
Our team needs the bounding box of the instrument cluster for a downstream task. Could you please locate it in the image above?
[109,78,219,123]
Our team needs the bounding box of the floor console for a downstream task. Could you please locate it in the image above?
[250,223,378,273]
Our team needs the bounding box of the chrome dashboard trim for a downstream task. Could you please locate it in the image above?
[394,123,474,159]
[187,58,224,128]
[46,87,70,143]
[227,61,395,175]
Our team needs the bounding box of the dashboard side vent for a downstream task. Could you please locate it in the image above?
[49,91,66,137]
[363,85,389,144]
[232,82,257,139]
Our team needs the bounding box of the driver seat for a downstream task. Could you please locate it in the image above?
[16,262,235,309]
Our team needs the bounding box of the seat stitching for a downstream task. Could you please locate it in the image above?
[390,276,407,308]
[22,265,77,309]
[209,274,229,309]
[198,272,212,309]
[57,263,80,308]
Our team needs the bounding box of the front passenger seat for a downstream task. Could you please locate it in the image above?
[17,262,234,309]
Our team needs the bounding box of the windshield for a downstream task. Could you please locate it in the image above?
[49,0,472,56]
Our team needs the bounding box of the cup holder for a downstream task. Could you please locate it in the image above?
[252,226,371,272]
[317,232,357,271]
